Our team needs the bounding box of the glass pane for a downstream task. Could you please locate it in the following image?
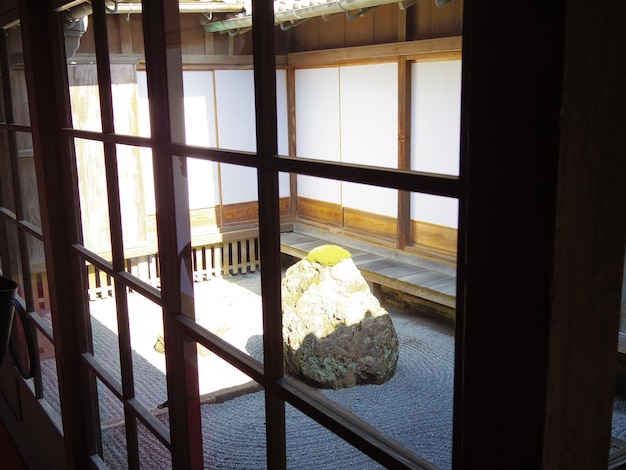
[21,233,62,427]
[38,333,61,417]
[612,249,626,461]
[293,63,397,167]
[286,403,385,468]
[138,419,171,468]
[25,233,52,329]
[0,220,22,288]
[117,144,158,284]
[0,129,15,212]
[410,193,459,266]
[17,131,40,228]
[66,10,101,132]
[100,390,171,467]
[411,59,462,177]
[75,138,112,254]
[197,349,265,467]
[67,59,102,132]
[127,292,167,412]
[0,49,6,123]
[179,6,255,151]
[192,256,263,372]
[182,72,217,147]
[179,68,288,153]
[98,378,129,466]
[282,179,457,468]
[619,250,626,333]
[88,267,169,420]
[87,269,120,382]
[213,70,256,152]
[6,25,30,126]
[187,157,220,244]
[107,9,147,138]
[188,159,262,365]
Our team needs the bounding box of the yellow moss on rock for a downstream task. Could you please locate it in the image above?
[305,244,351,267]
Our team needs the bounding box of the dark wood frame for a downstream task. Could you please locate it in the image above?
[0,0,624,469]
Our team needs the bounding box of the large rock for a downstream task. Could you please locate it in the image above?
[282,245,399,389]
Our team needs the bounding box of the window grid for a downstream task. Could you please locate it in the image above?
[55,1,461,468]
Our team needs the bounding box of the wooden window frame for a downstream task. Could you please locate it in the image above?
[2,0,624,468]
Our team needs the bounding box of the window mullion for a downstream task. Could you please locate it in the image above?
[252,0,287,467]
[91,2,141,466]
[142,1,203,468]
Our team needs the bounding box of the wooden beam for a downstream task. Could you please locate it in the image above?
[397,58,411,250]
[454,2,566,467]
[287,36,462,67]
[543,1,626,467]
[142,1,203,467]
[19,0,95,466]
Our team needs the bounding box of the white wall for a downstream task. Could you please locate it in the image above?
[139,62,462,229]
[138,69,291,212]
[295,67,342,204]
[183,72,220,209]
[295,63,399,216]
[412,194,459,228]
[411,60,461,176]
[410,60,462,228]
[294,60,461,227]
[214,70,258,204]
[137,71,155,215]
[340,63,397,169]
[276,71,291,198]
[340,63,398,217]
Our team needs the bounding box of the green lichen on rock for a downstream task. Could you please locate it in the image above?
[305,244,351,267]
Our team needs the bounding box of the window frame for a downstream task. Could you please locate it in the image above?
[4,0,624,468]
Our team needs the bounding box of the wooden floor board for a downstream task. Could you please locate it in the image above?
[280,231,457,311]
[359,259,428,277]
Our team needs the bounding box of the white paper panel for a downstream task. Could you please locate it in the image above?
[297,175,341,204]
[340,63,397,169]
[221,164,258,204]
[136,71,150,137]
[181,72,220,209]
[411,60,461,176]
[215,70,256,152]
[187,159,220,209]
[342,182,397,217]
[183,71,217,147]
[276,69,289,156]
[295,67,341,161]
[279,172,290,198]
[411,193,458,228]
[137,72,155,214]
[277,71,291,198]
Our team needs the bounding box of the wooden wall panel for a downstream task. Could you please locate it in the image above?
[297,196,342,226]
[411,219,457,255]
[373,4,401,44]
[180,14,207,56]
[279,196,291,218]
[410,0,463,41]
[106,15,122,54]
[343,207,396,241]
[322,16,348,50]
[429,0,463,39]
[289,1,461,53]
[222,200,258,226]
[344,12,375,47]
[190,206,220,232]
[73,4,461,58]
[296,197,457,261]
